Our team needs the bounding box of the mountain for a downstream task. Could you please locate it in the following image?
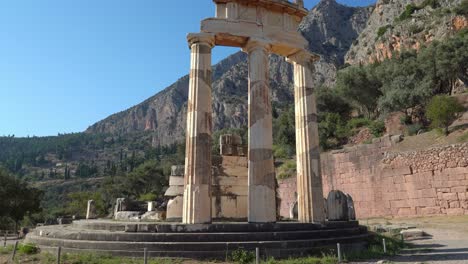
[86,0,374,146]
[346,0,466,64]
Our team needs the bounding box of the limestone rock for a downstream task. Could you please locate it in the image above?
[166,196,183,219]
[400,228,426,240]
[289,200,298,219]
[86,200,97,220]
[141,211,166,221]
[114,211,142,221]
[327,190,349,221]
[346,194,356,220]
[391,134,404,144]
[346,0,465,64]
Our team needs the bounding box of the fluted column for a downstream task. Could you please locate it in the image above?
[287,50,325,223]
[182,33,215,224]
[243,39,276,223]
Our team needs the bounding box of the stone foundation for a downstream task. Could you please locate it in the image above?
[278,139,468,219]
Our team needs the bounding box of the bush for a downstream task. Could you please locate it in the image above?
[399,115,412,125]
[376,25,391,39]
[138,193,157,202]
[347,118,372,130]
[406,123,423,136]
[277,160,297,180]
[426,95,464,135]
[369,121,386,137]
[18,243,39,254]
[399,4,420,20]
[454,0,468,15]
[229,248,255,264]
[273,144,293,159]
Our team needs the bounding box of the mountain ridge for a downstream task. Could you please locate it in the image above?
[86,0,374,146]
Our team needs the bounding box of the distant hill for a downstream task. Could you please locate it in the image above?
[85,0,374,147]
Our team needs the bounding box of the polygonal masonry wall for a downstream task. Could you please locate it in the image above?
[183,0,325,224]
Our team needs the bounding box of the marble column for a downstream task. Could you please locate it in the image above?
[182,33,215,224]
[243,39,276,223]
[287,50,325,223]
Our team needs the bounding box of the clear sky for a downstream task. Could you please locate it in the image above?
[0,0,375,137]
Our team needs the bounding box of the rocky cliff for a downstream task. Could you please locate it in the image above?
[346,0,466,64]
[85,0,374,146]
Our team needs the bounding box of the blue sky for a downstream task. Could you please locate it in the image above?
[0,0,375,137]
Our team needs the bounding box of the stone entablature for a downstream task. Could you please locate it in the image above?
[202,0,309,57]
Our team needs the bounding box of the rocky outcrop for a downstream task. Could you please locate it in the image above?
[86,0,373,146]
[346,0,466,64]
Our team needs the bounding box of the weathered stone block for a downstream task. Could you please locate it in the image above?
[327,190,348,221]
[86,200,97,220]
[115,211,141,221]
[446,208,464,215]
[166,196,183,219]
[346,194,356,220]
[442,193,458,201]
[171,165,185,176]
[169,176,184,186]
[124,224,138,232]
[164,186,184,197]
[141,211,166,221]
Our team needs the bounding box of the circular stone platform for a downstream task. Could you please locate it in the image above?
[26,220,369,259]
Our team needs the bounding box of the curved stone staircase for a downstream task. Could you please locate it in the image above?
[26,220,369,259]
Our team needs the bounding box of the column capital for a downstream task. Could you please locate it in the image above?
[187,33,216,49]
[286,50,320,65]
[242,38,271,54]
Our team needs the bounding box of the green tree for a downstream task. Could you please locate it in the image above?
[336,65,382,118]
[0,167,43,232]
[426,95,464,135]
[65,192,106,217]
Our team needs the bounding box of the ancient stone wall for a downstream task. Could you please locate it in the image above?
[278,138,468,219]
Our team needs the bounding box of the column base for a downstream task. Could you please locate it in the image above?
[183,184,212,224]
[248,185,276,223]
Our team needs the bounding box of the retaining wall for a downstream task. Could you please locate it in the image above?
[278,137,468,219]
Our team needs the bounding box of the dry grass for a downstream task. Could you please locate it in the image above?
[390,128,468,152]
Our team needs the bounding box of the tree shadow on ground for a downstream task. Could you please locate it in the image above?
[392,242,468,262]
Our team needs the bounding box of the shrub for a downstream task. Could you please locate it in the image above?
[409,24,424,35]
[18,243,39,254]
[376,25,391,39]
[454,0,468,15]
[347,118,372,130]
[369,121,386,137]
[406,123,423,136]
[277,160,297,180]
[229,248,255,264]
[399,115,411,125]
[273,144,293,159]
[426,95,464,135]
[399,4,420,20]
[138,193,157,202]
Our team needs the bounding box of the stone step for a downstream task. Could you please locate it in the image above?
[32,227,366,243]
[71,220,360,233]
[38,241,366,260]
[27,233,370,254]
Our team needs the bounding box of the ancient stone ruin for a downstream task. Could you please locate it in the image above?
[166,134,248,220]
[26,1,369,258]
[184,0,324,224]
